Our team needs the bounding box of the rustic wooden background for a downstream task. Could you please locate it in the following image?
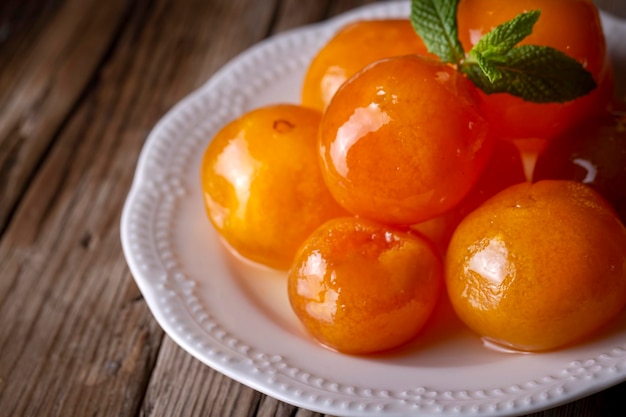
[1,0,625,416]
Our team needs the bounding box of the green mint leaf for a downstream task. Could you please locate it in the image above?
[462,45,597,103]
[472,10,541,58]
[410,0,465,64]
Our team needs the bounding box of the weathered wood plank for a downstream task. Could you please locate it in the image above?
[139,338,261,417]
[0,0,62,96]
[138,340,338,417]
[0,1,166,414]
[326,0,383,16]
[0,0,132,235]
[0,0,273,415]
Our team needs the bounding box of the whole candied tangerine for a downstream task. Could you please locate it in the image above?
[301,19,435,112]
[457,0,614,140]
[288,217,443,354]
[319,55,493,225]
[200,104,346,270]
[446,180,626,352]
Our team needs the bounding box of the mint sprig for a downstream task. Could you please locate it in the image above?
[410,0,464,64]
[409,0,597,103]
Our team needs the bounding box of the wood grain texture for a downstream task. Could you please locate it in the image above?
[0,1,625,417]
[0,0,164,414]
[0,0,133,235]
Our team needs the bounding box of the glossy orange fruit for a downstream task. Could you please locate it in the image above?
[301,19,434,112]
[319,55,494,225]
[288,217,443,354]
[446,180,626,351]
[200,104,346,270]
[457,0,614,140]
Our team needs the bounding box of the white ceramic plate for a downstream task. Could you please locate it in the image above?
[121,2,626,416]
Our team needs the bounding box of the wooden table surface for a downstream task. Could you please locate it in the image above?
[1,1,625,416]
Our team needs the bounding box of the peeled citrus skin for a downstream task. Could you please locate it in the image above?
[319,55,493,226]
[200,104,346,270]
[446,180,626,351]
[288,217,443,354]
[301,19,434,112]
[457,0,614,141]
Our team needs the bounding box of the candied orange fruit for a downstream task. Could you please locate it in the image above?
[200,104,346,270]
[288,217,443,354]
[319,55,493,225]
[446,180,626,351]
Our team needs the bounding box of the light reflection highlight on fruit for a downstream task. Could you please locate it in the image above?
[297,250,340,324]
[465,237,513,309]
[331,103,391,177]
[210,133,260,226]
[572,158,598,183]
